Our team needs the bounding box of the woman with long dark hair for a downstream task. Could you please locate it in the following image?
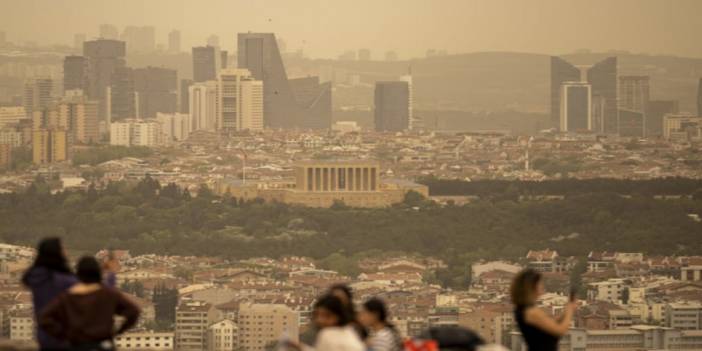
[22,238,118,351]
[358,298,403,351]
[511,269,576,351]
[39,256,140,351]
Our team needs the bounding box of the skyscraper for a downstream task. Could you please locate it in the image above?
[58,99,99,144]
[23,78,53,118]
[63,56,87,92]
[83,39,126,121]
[32,128,69,164]
[192,46,217,83]
[374,81,410,132]
[121,26,155,53]
[189,80,217,131]
[110,66,135,121]
[697,78,702,117]
[133,66,178,118]
[237,32,331,129]
[179,79,193,114]
[400,70,415,130]
[619,76,649,136]
[647,100,679,137]
[587,57,618,133]
[99,24,119,40]
[217,68,263,131]
[551,56,617,133]
[559,82,591,132]
[73,34,86,52]
[206,34,220,47]
[168,30,181,54]
[618,109,644,138]
[550,56,582,129]
[220,50,228,69]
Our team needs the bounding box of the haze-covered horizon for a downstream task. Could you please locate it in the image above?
[2,0,702,59]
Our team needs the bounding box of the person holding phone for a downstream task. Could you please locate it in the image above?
[510,269,577,351]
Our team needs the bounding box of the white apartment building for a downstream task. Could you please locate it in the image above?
[157,112,191,143]
[189,81,218,131]
[115,331,174,350]
[237,303,299,351]
[665,302,702,330]
[217,68,263,131]
[588,278,628,303]
[207,319,238,351]
[110,119,162,147]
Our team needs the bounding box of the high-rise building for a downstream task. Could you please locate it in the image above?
[73,33,86,52]
[175,301,219,351]
[189,80,218,131]
[99,24,119,40]
[697,78,702,117]
[121,26,155,53]
[193,46,217,83]
[587,57,618,133]
[207,35,220,47]
[374,81,410,132]
[646,100,679,137]
[217,68,263,131]
[237,303,298,351]
[619,75,650,136]
[180,79,193,114]
[109,119,161,147]
[551,56,617,133]
[400,70,415,130]
[23,78,53,118]
[358,48,371,61]
[156,112,191,143]
[559,82,591,132]
[168,30,181,54]
[58,99,99,144]
[237,32,331,129]
[618,109,645,138]
[32,128,69,164]
[133,66,178,118]
[63,56,87,92]
[550,57,583,129]
[220,50,228,69]
[110,66,135,121]
[83,39,127,121]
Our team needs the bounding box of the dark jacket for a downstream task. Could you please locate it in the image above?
[23,267,117,349]
[39,287,140,346]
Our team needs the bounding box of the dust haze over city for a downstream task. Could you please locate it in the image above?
[1,1,702,350]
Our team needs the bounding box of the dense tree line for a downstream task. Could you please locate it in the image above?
[72,145,153,166]
[420,177,702,198]
[1,177,701,280]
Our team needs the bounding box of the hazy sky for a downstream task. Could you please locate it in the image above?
[2,0,702,59]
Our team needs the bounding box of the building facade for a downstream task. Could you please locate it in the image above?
[189,80,218,131]
[193,46,217,83]
[559,82,592,132]
[237,303,298,351]
[374,81,410,132]
[217,68,263,131]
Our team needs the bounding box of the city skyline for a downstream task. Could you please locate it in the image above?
[2,0,702,59]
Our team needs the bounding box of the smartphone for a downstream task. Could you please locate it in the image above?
[569,287,577,302]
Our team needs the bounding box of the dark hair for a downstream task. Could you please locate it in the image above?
[329,283,356,313]
[22,238,71,285]
[314,294,351,327]
[76,256,102,283]
[363,298,389,324]
[511,269,543,306]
